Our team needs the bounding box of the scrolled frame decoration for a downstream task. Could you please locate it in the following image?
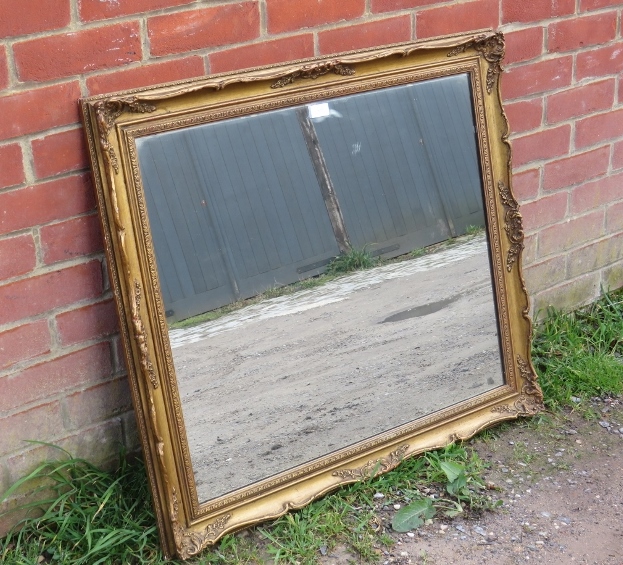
[80,30,542,559]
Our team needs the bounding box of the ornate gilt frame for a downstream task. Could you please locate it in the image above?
[80,30,542,559]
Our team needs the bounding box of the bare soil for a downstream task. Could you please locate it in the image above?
[171,237,503,502]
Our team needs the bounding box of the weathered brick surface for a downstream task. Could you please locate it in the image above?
[524,254,567,293]
[86,57,205,96]
[31,128,89,180]
[505,99,543,134]
[210,35,314,74]
[575,107,623,149]
[14,23,142,83]
[55,299,118,346]
[0,261,103,326]
[580,0,623,10]
[546,79,615,124]
[415,0,499,38]
[149,4,260,56]
[0,0,70,38]
[511,168,540,202]
[503,27,544,65]
[0,234,36,281]
[543,147,610,192]
[0,46,8,90]
[267,0,365,34]
[0,82,81,141]
[0,401,64,455]
[503,57,573,100]
[318,16,411,54]
[0,343,111,412]
[548,12,617,53]
[0,320,50,372]
[371,0,446,12]
[614,141,623,170]
[511,125,570,168]
[576,43,623,80]
[0,143,25,189]
[40,214,103,265]
[0,175,95,236]
[567,234,623,278]
[79,0,195,22]
[570,171,623,214]
[502,0,575,24]
[521,191,568,231]
[607,202,623,233]
[538,210,605,256]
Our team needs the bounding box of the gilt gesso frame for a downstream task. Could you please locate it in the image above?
[80,30,542,559]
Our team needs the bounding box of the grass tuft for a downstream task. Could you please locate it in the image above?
[532,288,623,410]
[326,247,379,276]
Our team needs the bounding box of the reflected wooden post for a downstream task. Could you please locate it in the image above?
[296,106,351,254]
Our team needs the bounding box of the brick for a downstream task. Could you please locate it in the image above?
[6,419,124,487]
[371,0,447,12]
[524,254,567,294]
[543,147,610,192]
[56,299,118,346]
[0,343,111,413]
[512,168,540,202]
[31,129,88,180]
[504,27,544,65]
[0,234,36,281]
[546,79,615,124]
[0,401,64,455]
[607,201,623,233]
[523,232,537,266]
[603,262,623,295]
[86,57,205,96]
[567,233,623,278]
[575,107,623,149]
[62,378,131,431]
[14,23,142,83]
[318,16,411,55]
[581,0,623,10]
[40,214,103,265]
[79,0,194,22]
[505,99,542,134]
[416,0,498,39]
[0,260,103,326]
[149,3,260,56]
[0,0,69,38]
[0,174,95,236]
[532,273,600,313]
[0,82,81,141]
[502,0,575,23]
[521,191,568,231]
[0,46,8,90]
[503,57,573,100]
[267,0,365,34]
[0,321,50,372]
[512,125,570,168]
[548,12,617,53]
[0,144,25,189]
[576,44,623,81]
[210,35,314,74]
[614,140,623,170]
[538,210,605,256]
[570,171,623,214]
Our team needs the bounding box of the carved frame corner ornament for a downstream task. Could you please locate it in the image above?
[332,445,410,480]
[80,31,539,560]
[492,355,544,416]
[448,32,504,94]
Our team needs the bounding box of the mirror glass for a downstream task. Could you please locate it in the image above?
[135,72,504,503]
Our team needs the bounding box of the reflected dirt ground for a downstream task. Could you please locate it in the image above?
[171,235,503,503]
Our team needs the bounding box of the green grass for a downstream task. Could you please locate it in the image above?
[532,287,623,410]
[4,287,622,563]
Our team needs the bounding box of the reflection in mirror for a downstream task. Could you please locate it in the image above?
[135,73,504,503]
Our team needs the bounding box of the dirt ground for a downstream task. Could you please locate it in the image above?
[171,236,504,502]
[322,399,623,565]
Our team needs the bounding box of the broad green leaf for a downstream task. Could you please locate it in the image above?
[439,461,464,483]
[391,499,436,532]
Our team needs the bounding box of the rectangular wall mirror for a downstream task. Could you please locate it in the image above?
[80,31,543,559]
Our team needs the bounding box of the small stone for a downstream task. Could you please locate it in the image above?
[374,493,385,499]
[400,551,409,557]
[571,396,581,403]
[566,429,578,435]
[541,511,551,518]
[486,532,497,542]
[440,524,448,531]
[319,545,328,556]
[619,428,623,434]
[473,526,487,537]
[558,516,572,525]
[407,532,415,538]
[535,541,545,546]
[393,504,401,510]
[455,524,468,533]
[599,421,611,428]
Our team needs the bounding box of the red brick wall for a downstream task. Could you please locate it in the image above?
[1,0,622,530]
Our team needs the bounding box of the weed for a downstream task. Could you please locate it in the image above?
[465,225,485,236]
[532,288,623,410]
[326,247,379,276]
